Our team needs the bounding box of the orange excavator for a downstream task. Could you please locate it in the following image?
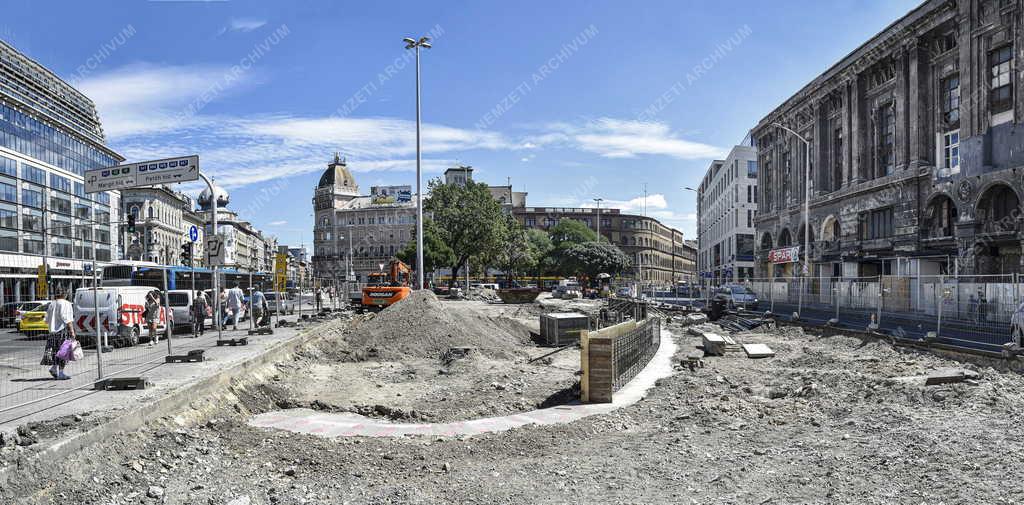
[360,259,414,311]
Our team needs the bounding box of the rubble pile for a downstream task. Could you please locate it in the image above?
[7,303,1024,504]
[340,290,532,361]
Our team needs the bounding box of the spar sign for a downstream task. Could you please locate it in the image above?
[768,246,800,264]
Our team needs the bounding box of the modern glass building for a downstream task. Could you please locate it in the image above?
[0,39,125,303]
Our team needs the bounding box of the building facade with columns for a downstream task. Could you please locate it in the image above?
[753,0,1024,280]
[122,187,202,266]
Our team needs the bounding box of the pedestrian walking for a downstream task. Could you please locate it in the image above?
[226,283,244,330]
[251,288,268,327]
[315,288,322,312]
[191,290,208,337]
[42,291,76,380]
[144,291,161,346]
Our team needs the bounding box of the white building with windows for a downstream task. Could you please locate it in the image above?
[696,141,758,284]
[0,39,124,302]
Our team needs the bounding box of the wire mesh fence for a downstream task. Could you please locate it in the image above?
[612,317,662,391]
[738,274,1022,354]
[0,275,339,424]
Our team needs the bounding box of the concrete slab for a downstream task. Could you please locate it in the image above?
[924,368,981,385]
[702,333,727,356]
[742,343,775,358]
[248,328,679,438]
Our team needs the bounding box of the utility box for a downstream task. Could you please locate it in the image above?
[540,312,589,346]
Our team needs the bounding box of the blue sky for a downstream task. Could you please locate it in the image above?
[2,0,920,247]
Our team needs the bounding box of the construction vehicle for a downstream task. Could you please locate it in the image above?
[360,259,414,311]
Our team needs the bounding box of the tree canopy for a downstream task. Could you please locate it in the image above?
[424,178,506,286]
[397,218,455,276]
[560,241,632,280]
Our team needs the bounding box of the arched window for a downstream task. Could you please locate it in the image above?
[778,229,792,247]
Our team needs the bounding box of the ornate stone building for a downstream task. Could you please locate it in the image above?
[311,154,418,285]
[753,0,1023,279]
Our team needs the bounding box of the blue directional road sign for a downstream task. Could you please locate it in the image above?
[188,225,199,243]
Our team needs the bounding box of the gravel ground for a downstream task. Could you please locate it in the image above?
[4,312,1024,504]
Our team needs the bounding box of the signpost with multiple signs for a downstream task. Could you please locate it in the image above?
[84,155,199,194]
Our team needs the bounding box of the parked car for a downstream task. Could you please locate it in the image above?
[12,301,45,329]
[553,282,582,299]
[1,301,23,328]
[264,292,296,314]
[18,301,51,338]
[615,286,634,298]
[167,290,215,334]
[715,284,760,310]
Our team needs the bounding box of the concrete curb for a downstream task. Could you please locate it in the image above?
[0,318,338,486]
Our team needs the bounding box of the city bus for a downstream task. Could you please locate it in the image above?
[101,260,269,292]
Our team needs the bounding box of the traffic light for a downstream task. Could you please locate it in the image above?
[127,214,136,233]
[180,242,193,266]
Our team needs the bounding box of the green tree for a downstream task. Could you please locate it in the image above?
[547,219,599,276]
[561,241,632,283]
[424,178,506,286]
[525,228,556,278]
[547,219,598,249]
[397,218,455,278]
[495,215,537,284]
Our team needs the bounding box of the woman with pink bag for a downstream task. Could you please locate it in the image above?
[42,291,78,380]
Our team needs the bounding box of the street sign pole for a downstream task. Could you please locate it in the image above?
[196,172,221,341]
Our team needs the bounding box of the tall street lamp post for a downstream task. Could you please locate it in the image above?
[593,198,603,240]
[683,186,701,305]
[404,35,431,290]
[771,122,811,318]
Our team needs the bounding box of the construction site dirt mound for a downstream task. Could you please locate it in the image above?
[343,290,533,362]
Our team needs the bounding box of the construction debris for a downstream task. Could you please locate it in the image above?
[742,343,775,359]
[702,333,728,356]
[715,313,774,333]
[924,367,982,386]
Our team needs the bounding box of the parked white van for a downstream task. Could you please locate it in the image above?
[73,286,168,347]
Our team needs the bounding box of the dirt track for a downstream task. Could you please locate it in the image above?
[4,300,1024,504]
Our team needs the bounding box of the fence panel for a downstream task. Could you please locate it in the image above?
[728,274,1020,355]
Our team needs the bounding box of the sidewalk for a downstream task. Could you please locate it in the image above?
[0,301,333,429]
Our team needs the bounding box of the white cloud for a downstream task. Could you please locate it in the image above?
[267,220,288,226]
[222,18,268,34]
[526,117,725,160]
[582,193,668,212]
[79,63,251,138]
[82,64,718,197]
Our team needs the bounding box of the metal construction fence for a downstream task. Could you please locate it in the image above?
[737,274,1023,355]
[0,274,343,425]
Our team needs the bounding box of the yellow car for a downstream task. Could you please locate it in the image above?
[18,301,51,338]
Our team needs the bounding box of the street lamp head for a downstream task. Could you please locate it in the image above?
[403,37,416,45]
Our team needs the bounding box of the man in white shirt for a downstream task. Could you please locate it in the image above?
[43,291,76,380]
[225,284,245,330]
